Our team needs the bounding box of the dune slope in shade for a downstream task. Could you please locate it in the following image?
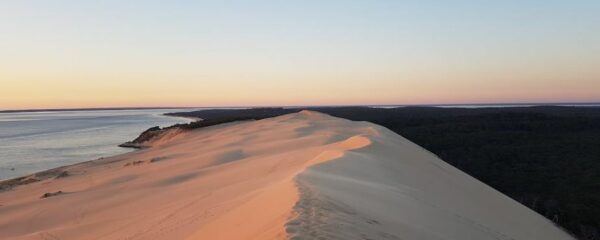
[287,118,574,240]
[0,111,572,239]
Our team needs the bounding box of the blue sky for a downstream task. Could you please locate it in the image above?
[1,1,599,108]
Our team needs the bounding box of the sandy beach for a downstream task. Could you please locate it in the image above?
[0,111,573,239]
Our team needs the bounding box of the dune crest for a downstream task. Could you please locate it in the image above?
[0,111,372,239]
[0,111,573,239]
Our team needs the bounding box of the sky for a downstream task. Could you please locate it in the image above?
[1,0,599,110]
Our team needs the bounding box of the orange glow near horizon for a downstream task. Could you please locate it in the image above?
[2,71,599,110]
[2,48,599,110]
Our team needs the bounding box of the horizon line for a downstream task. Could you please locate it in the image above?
[2,101,600,113]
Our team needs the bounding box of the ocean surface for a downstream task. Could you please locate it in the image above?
[0,109,193,180]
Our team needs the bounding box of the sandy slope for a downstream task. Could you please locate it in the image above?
[0,111,573,240]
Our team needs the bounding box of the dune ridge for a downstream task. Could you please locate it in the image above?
[0,111,573,239]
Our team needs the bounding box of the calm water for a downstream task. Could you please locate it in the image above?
[0,109,193,180]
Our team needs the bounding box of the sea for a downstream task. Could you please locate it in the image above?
[0,109,194,180]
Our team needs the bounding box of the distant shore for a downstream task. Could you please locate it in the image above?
[0,107,196,114]
[3,102,599,113]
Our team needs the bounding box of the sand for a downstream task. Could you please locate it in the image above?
[0,111,573,239]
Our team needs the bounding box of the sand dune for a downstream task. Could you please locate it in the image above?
[0,111,573,239]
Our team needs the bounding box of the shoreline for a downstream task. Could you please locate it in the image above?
[0,109,193,182]
[0,113,196,183]
[0,107,197,114]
